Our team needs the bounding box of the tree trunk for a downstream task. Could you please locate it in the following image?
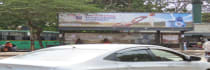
[28,20,35,51]
[30,27,35,51]
[28,20,44,50]
[36,31,44,48]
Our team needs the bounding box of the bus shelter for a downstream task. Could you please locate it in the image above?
[58,13,193,48]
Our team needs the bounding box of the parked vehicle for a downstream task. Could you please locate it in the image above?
[0,30,60,50]
[0,44,209,70]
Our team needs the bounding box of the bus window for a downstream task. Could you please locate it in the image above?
[7,36,15,40]
[0,32,2,40]
[23,36,30,40]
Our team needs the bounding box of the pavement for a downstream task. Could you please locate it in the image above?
[0,52,26,59]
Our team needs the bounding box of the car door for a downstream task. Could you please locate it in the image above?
[112,48,169,70]
[149,49,201,70]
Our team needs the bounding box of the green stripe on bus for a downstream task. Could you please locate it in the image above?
[0,41,60,50]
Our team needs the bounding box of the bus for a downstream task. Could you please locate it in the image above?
[0,30,60,50]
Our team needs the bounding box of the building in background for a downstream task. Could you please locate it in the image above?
[185,23,210,48]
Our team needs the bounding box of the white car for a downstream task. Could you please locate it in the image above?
[0,44,209,70]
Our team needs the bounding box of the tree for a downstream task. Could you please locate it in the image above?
[202,13,210,23]
[0,13,26,30]
[91,0,166,12]
[0,0,101,51]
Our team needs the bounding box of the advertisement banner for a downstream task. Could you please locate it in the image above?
[162,34,179,44]
[59,13,192,28]
[64,33,156,44]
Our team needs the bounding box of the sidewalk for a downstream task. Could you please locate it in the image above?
[173,48,206,62]
[172,48,205,56]
[0,52,26,59]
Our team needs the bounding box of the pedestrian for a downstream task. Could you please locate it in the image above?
[203,41,210,62]
[197,41,202,48]
[0,44,3,52]
[102,38,112,44]
[183,41,187,50]
[12,44,17,52]
[4,41,13,52]
[75,38,83,44]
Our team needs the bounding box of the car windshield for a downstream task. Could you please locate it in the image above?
[13,48,107,62]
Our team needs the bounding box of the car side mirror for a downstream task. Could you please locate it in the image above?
[187,56,201,61]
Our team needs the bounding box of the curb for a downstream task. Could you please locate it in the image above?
[0,52,26,56]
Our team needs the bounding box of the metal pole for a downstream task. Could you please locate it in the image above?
[192,0,202,24]
[156,30,161,45]
[180,31,185,50]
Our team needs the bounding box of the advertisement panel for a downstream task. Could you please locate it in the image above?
[64,33,156,44]
[59,13,192,28]
[162,34,179,44]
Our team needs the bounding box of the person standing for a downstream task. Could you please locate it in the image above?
[203,41,210,62]
[75,38,83,44]
[102,38,112,44]
[183,41,188,50]
[4,41,13,52]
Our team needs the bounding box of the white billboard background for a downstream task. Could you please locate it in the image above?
[59,13,192,28]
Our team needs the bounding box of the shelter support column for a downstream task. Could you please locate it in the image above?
[156,30,161,45]
[180,31,185,50]
[59,31,65,45]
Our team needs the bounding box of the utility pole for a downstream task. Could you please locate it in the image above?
[192,0,202,24]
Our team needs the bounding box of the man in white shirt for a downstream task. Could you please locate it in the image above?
[203,41,210,62]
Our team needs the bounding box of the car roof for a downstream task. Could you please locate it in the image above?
[50,44,161,51]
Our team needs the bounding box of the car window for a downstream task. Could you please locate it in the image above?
[116,49,153,62]
[150,49,184,61]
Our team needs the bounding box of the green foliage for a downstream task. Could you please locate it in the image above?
[0,0,102,49]
[0,0,102,31]
[202,13,210,23]
[91,0,166,12]
[0,12,26,30]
